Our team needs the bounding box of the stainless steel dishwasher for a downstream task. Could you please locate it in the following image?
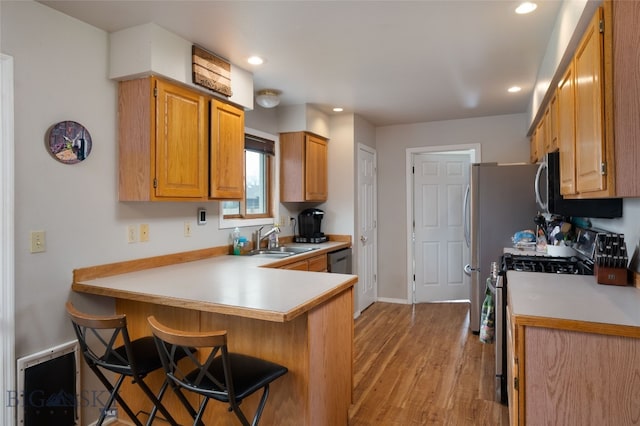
[327,248,352,273]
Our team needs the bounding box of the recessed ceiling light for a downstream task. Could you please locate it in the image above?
[247,56,264,65]
[508,86,522,93]
[333,107,344,112]
[515,2,537,14]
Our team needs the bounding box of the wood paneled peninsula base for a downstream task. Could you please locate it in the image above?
[72,244,357,425]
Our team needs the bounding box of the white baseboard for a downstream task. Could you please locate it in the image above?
[376,297,411,304]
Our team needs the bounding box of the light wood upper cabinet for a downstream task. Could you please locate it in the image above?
[574,6,609,195]
[532,1,640,199]
[548,93,558,152]
[557,63,577,196]
[119,77,208,201]
[529,130,538,164]
[280,132,329,202]
[536,114,548,158]
[209,99,245,199]
[612,0,640,197]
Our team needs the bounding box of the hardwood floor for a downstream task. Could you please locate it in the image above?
[349,302,509,426]
[110,301,507,426]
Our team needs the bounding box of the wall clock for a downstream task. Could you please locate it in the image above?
[47,120,92,164]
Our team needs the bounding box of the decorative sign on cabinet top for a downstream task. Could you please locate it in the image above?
[192,45,232,97]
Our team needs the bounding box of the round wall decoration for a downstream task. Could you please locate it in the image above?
[47,120,92,164]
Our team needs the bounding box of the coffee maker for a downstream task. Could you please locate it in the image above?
[294,208,328,243]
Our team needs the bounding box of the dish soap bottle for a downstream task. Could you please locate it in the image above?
[231,227,241,255]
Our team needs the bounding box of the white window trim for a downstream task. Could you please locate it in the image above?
[219,127,279,230]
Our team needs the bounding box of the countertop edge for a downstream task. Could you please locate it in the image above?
[511,312,640,339]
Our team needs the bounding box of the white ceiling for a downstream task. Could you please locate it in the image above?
[38,0,562,127]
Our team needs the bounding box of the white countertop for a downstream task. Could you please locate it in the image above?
[508,271,640,329]
[73,242,356,322]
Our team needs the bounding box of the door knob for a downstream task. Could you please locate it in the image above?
[360,235,368,243]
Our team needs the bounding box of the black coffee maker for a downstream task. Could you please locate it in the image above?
[295,208,328,243]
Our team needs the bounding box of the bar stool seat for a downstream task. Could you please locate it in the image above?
[65,302,182,426]
[148,315,288,426]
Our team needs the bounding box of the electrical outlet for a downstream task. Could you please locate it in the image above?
[184,221,192,237]
[140,224,149,242]
[127,225,137,243]
[30,231,46,253]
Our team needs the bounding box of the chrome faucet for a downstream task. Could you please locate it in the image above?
[254,225,280,250]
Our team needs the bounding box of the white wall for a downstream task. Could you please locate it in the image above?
[375,113,531,300]
[0,2,293,423]
[325,114,356,236]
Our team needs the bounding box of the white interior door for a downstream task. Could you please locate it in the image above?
[413,153,469,302]
[357,144,377,313]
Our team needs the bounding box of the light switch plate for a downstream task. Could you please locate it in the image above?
[30,230,46,253]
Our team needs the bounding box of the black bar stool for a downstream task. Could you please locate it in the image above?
[66,301,182,426]
[147,315,288,426]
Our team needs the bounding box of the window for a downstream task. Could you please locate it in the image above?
[221,132,276,225]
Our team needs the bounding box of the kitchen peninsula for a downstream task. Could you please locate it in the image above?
[71,242,356,425]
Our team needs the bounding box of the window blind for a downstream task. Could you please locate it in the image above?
[245,133,275,155]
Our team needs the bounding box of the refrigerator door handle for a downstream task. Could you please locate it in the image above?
[535,161,548,212]
[463,184,471,248]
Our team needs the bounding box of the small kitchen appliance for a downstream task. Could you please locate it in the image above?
[295,208,328,243]
[535,151,622,218]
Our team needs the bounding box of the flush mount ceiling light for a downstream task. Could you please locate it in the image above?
[333,107,344,112]
[508,86,522,93]
[515,2,537,14]
[255,89,281,108]
[247,56,264,65]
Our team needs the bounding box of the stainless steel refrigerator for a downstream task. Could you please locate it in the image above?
[464,163,538,333]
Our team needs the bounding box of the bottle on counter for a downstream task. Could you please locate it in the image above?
[232,227,241,255]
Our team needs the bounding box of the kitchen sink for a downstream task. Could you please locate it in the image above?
[246,246,319,258]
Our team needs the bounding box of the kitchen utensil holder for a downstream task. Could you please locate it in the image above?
[595,264,629,286]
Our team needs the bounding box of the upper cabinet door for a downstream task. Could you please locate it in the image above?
[209,99,245,199]
[557,63,577,196]
[280,132,329,202]
[118,77,207,201]
[574,7,607,194]
[304,134,328,201]
[155,79,208,199]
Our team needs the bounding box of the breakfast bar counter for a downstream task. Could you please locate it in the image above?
[72,244,356,425]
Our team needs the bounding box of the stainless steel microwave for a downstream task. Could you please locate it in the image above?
[535,151,622,218]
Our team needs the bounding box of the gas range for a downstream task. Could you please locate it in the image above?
[501,252,594,275]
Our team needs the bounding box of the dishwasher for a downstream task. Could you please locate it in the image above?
[327,248,352,273]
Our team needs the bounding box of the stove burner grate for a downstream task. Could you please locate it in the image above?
[502,253,593,276]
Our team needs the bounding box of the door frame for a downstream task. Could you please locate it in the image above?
[406,144,481,304]
[356,143,378,317]
[1,53,16,426]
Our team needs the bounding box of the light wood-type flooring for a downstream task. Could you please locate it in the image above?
[110,301,508,426]
[348,301,509,426]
